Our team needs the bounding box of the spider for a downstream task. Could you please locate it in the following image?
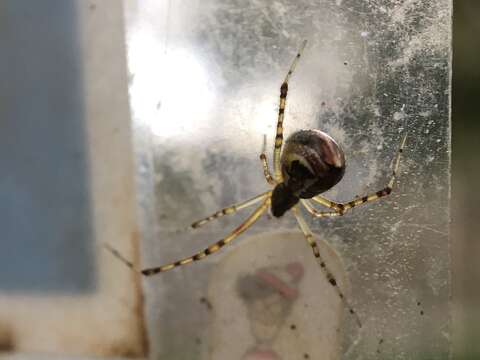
[105,40,407,328]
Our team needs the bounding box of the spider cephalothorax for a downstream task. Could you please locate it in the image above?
[271,129,346,217]
[105,40,407,329]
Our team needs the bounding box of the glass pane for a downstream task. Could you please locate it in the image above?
[125,0,451,358]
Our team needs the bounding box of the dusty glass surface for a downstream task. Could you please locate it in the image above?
[124,0,451,359]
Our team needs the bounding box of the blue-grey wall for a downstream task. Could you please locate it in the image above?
[0,1,95,293]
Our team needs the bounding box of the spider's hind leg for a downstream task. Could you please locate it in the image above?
[292,206,362,328]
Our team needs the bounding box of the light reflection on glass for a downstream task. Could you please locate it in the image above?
[128,27,215,138]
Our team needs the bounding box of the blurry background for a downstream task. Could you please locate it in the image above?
[452,1,480,359]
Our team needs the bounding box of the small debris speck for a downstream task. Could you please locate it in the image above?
[200,297,213,310]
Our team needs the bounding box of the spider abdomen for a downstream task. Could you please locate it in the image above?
[271,130,345,217]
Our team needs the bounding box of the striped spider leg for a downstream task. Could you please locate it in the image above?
[272,39,308,181]
[188,191,271,230]
[292,206,362,328]
[260,134,277,185]
[105,197,271,275]
[309,132,407,215]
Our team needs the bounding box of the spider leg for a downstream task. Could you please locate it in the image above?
[260,134,276,185]
[104,198,270,275]
[300,199,341,218]
[188,191,271,230]
[312,132,407,214]
[291,206,362,328]
[260,153,276,185]
[273,40,308,181]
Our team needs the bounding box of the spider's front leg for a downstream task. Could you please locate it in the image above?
[105,198,271,275]
[312,133,407,215]
[188,191,271,230]
[273,40,307,181]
